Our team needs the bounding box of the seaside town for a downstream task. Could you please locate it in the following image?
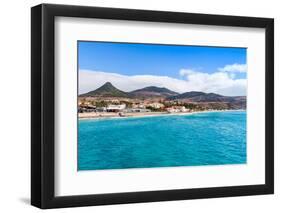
[78,97,196,119]
[78,82,246,119]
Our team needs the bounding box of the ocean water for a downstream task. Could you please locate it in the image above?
[78,111,246,171]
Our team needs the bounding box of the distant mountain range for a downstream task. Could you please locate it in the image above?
[167,91,245,102]
[80,82,178,98]
[79,82,246,108]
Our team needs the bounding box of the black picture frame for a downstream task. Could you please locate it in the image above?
[31,3,274,209]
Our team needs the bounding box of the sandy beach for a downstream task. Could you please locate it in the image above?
[79,111,170,119]
[78,109,244,120]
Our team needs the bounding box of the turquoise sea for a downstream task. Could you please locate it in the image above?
[78,111,246,171]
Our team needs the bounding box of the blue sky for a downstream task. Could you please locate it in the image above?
[78,41,246,79]
[78,41,247,96]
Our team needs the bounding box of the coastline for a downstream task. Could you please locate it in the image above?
[78,109,246,121]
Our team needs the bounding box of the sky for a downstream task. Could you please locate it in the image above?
[78,41,247,96]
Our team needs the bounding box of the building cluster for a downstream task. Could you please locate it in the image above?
[78,101,152,113]
[78,99,192,114]
[165,106,190,113]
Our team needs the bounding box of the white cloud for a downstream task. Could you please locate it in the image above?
[79,69,246,96]
[179,69,195,76]
[178,68,246,96]
[218,63,247,73]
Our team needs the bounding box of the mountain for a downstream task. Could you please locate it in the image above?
[167,91,246,109]
[168,91,234,102]
[130,86,179,98]
[167,91,206,100]
[79,83,246,109]
[80,82,129,98]
[80,83,179,98]
[227,96,246,109]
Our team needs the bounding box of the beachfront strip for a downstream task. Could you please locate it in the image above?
[78,97,229,119]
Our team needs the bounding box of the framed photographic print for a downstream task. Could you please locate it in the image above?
[31,4,274,209]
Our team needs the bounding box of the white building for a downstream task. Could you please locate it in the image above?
[166,106,189,113]
[132,103,145,109]
[106,104,126,112]
[166,108,180,113]
[147,102,164,109]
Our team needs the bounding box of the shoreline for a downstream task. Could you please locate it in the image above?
[79,109,246,121]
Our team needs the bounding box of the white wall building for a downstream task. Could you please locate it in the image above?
[106,104,126,112]
[147,102,164,109]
